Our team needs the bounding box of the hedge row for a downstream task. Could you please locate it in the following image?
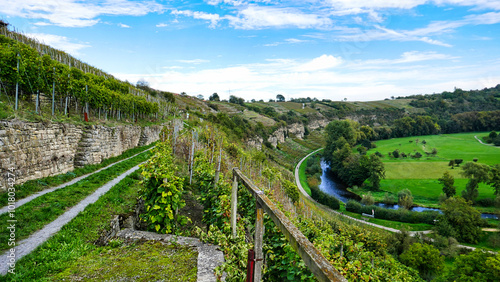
[310,185,340,210]
[346,200,439,224]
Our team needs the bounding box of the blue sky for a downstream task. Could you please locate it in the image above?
[1,0,500,101]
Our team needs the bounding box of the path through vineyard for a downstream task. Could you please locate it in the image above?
[0,163,142,275]
[0,147,153,216]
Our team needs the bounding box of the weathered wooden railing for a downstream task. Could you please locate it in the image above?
[231,168,346,282]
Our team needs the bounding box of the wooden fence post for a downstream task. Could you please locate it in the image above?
[254,202,265,281]
[231,174,238,239]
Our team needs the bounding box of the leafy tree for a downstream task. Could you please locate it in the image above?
[438,171,456,198]
[398,189,413,209]
[400,243,444,281]
[489,164,500,195]
[489,131,498,139]
[392,149,400,158]
[461,162,490,202]
[435,196,482,244]
[209,93,220,101]
[437,249,500,282]
[276,94,285,102]
[365,154,385,190]
[387,228,416,257]
[229,95,245,105]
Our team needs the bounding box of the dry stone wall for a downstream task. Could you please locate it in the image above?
[0,120,162,191]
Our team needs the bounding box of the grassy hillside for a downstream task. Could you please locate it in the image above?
[360,132,500,207]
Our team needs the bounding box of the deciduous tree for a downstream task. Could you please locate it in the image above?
[438,171,456,198]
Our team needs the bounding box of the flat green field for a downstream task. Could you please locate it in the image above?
[365,132,500,205]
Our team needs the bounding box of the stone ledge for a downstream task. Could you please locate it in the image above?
[116,229,225,282]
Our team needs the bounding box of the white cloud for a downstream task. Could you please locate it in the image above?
[298,55,342,71]
[156,23,168,27]
[25,33,90,55]
[225,5,332,29]
[264,37,310,46]
[171,9,221,28]
[113,51,499,102]
[0,0,164,27]
[177,59,210,64]
[118,23,130,28]
[324,0,500,10]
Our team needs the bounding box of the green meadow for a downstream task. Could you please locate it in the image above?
[365,132,500,206]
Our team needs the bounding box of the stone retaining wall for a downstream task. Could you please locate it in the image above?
[0,120,162,191]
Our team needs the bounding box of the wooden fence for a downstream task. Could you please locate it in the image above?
[231,168,346,282]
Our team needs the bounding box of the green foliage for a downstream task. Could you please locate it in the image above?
[310,185,340,210]
[437,249,500,282]
[435,196,482,244]
[323,120,385,190]
[461,162,490,202]
[398,189,414,209]
[361,192,375,206]
[346,200,439,225]
[488,164,500,195]
[438,171,456,198]
[0,34,161,120]
[140,142,188,234]
[282,179,299,203]
[400,243,444,280]
[386,228,416,258]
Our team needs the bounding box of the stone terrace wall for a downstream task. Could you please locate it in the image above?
[0,120,161,191]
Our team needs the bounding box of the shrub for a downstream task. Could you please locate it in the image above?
[392,149,400,158]
[282,179,299,204]
[400,243,444,280]
[476,198,495,207]
[345,200,438,224]
[310,185,340,210]
[383,192,396,204]
[361,192,375,206]
[398,189,413,209]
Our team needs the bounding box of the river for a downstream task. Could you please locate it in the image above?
[318,161,499,220]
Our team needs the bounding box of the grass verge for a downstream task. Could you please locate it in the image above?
[0,150,152,251]
[0,169,185,281]
[51,241,198,281]
[0,141,157,207]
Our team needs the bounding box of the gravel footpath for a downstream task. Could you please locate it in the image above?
[0,163,143,275]
[0,147,152,216]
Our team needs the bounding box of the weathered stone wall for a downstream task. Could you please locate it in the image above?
[74,125,142,167]
[0,120,161,191]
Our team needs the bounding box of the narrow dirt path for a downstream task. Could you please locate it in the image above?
[474,135,497,147]
[0,163,143,275]
[0,147,153,215]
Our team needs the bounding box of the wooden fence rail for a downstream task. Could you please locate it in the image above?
[231,168,347,282]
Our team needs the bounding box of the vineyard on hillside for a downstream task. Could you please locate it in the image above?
[0,25,176,122]
[137,120,422,281]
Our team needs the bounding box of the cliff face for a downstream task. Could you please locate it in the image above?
[246,122,308,149]
[0,120,162,191]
